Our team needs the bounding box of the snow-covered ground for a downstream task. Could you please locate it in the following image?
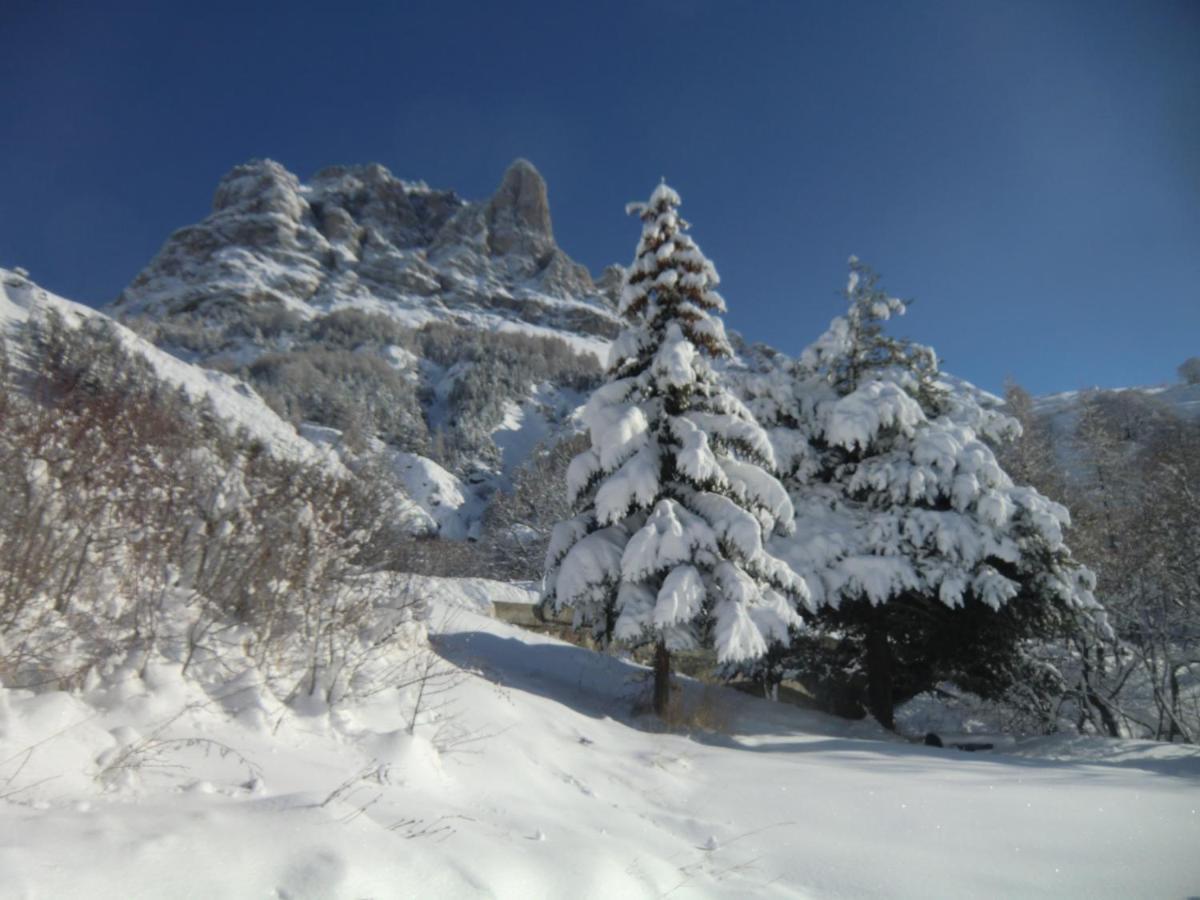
[491,383,587,487]
[386,450,480,540]
[1,578,1196,899]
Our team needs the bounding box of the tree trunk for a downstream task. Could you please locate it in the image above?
[1078,643,1122,738]
[653,640,672,718]
[865,613,895,731]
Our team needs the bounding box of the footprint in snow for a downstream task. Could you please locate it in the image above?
[561,772,594,797]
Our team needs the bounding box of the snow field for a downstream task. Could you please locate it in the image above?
[1,579,1197,899]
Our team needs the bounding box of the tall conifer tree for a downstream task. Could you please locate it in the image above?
[543,184,807,716]
[753,259,1109,729]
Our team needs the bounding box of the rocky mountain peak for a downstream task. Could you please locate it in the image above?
[211,159,304,219]
[485,158,553,255]
[113,158,622,340]
[425,158,600,303]
[306,162,462,249]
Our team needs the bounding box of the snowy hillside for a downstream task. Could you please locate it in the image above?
[98,158,614,525]
[1034,382,1200,455]
[0,267,331,468]
[0,580,1195,899]
[0,267,491,535]
[4,265,586,540]
[1026,380,1200,485]
[1035,382,1200,424]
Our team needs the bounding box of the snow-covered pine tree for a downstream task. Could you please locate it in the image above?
[542,183,808,717]
[752,258,1110,730]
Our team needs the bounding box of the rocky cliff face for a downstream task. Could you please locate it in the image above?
[113,158,622,343]
[102,159,625,536]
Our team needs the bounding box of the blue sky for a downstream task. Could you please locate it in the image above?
[2,0,1197,394]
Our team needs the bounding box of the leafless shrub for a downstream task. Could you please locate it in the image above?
[1003,383,1200,742]
[94,704,262,791]
[0,311,432,708]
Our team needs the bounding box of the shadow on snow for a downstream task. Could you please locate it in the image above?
[433,629,1200,782]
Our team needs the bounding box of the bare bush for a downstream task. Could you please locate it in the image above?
[0,310,430,707]
[1024,388,1200,742]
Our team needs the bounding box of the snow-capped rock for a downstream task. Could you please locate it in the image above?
[98,158,622,533]
[112,158,622,345]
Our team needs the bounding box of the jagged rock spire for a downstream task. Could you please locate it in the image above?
[486,158,553,254]
[211,159,304,218]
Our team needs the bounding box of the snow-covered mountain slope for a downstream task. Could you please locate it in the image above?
[99,159,615,525]
[296,423,467,537]
[1029,381,1200,481]
[1,267,333,468]
[386,449,479,540]
[1,268,488,535]
[1035,381,1200,426]
[110,157,623,355]
[0,579,1195,898]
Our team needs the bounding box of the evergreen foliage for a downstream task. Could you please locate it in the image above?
[1178,356,1200,385]
[752,259,1109,729]
[543,184,807,714]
